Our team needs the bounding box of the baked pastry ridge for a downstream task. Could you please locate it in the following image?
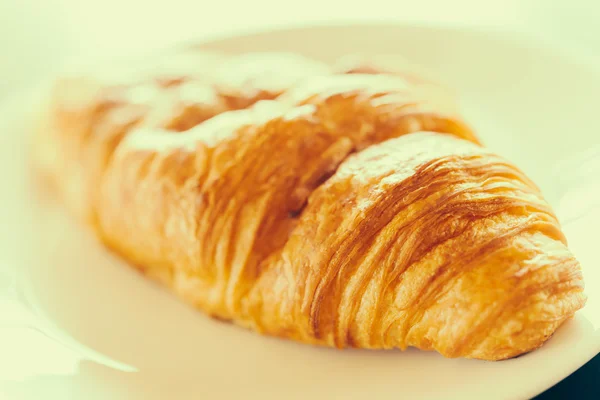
[32,50,585,360]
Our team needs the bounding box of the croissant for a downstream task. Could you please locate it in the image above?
[32,50,586,360]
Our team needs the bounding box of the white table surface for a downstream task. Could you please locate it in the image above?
[0,0,598,393]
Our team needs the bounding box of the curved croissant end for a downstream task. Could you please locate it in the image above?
[256,133,585,360]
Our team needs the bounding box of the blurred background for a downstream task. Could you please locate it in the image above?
[0,0,598,99]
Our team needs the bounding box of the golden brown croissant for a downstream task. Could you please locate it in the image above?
[32,50,585,361]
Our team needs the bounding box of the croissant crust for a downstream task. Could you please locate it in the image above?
[32,50,586,360]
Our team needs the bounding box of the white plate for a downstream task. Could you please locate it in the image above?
[1,23,599,400]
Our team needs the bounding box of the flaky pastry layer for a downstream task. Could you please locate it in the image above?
[32,50,585,360]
